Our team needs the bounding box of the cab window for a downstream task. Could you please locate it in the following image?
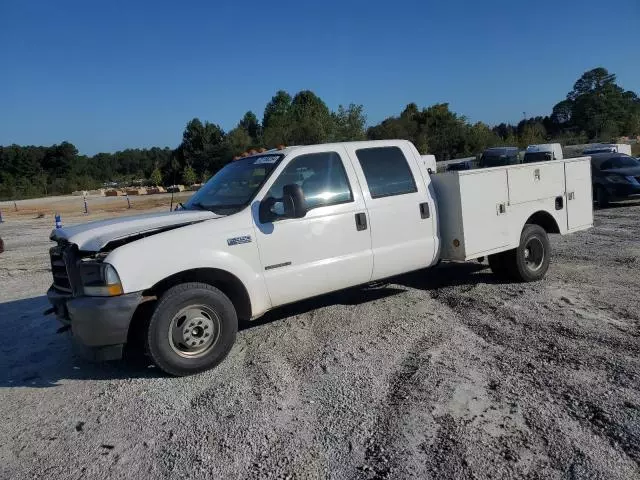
[355,146,418,198]
[268,152,353,210]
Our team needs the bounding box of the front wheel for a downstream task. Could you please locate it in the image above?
[146,282,238,376]
[506,224,551,282]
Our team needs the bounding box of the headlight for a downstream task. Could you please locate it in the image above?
[605,175,629,184]
[80,262,123,297]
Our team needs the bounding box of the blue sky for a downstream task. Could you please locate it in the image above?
[1,0,638,155]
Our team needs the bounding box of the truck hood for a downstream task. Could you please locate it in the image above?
[50,210,219,252]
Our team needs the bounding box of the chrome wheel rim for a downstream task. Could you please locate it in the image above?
[168,305,220,358]
[524,237,544,271]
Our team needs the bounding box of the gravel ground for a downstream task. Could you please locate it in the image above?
[1,203,639,479]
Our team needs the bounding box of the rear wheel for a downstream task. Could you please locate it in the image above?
[146,282,237,376]
[506,224,550,282]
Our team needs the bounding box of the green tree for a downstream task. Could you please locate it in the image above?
[551,67,640,140]
[331,104,366,141]
[226,126,253,155]
[420,103,469,160]
[182,165,196,186]
[518,122,547,148]
[239,111,261,141]
[177,118,227,176]
[367,108,417,146]
[467,122,502,154]
[150,167,162,186]
[262,90,292,147]
[42,141,78,178]
[262,91,292,129]
[288,90,334,144]
[367,103,437,154]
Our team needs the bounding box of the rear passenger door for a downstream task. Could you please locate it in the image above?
[344,143,438,280]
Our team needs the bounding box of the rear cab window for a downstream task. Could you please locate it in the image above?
[355,146,418,198]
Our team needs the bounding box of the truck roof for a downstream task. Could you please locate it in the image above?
[526,143,561,152]
[242,139,416,158]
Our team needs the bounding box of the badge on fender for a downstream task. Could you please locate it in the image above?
[227,235,252,246]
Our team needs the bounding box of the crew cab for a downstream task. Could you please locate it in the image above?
[46,140,593,376]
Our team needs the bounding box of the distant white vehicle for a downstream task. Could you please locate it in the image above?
[583,143,632,156]
[421,154,437,173]
[45,140,594,375]
[523,143,563,163]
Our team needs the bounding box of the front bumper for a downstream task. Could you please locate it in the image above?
[47,286,142,360]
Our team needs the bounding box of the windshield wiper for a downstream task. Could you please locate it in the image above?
[187,202,246,214]
[208,203,246,215]
[188,202,207,211]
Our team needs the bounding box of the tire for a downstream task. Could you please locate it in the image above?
[488,251,511,279]
[506,224,551,282]
[596,186,610,208]
[146,282,237,376]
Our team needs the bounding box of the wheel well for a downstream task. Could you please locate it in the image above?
[144,268,252,321]
[126,268,252,351]
[526,211,560,234]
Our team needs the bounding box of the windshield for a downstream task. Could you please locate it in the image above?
[184,154,283,214]
[523,151,552,163]
[480,154,516,167]
[600,156,640,170]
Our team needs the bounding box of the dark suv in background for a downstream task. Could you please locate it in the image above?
[478,147,519,168]
[591,153,640,207]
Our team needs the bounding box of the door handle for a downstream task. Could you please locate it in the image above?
[419,202,430,219]
[355,212,367,231]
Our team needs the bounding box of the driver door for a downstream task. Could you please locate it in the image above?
[253,148,373,307]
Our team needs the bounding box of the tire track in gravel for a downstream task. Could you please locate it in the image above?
[362,335,442,479]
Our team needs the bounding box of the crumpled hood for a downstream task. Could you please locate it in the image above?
[50,210,219,251]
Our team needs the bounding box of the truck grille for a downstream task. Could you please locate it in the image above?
[50,244,72,293]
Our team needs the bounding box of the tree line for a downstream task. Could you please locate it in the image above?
[1,67,638,200]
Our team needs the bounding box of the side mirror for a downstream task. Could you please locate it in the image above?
[259,196,278,223]
[258,184,307,223]
[282,184,307,219]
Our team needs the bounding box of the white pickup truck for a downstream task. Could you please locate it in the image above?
[46,140,593,375]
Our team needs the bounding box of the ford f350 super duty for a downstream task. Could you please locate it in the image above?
[46,140,593,375]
